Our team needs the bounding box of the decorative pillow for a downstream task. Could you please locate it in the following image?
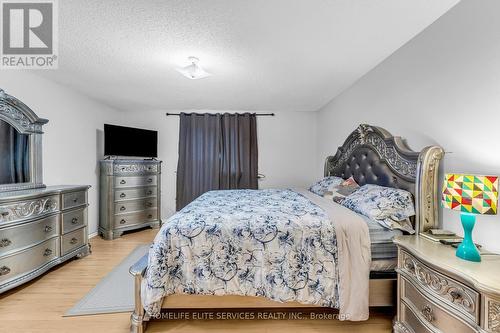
[330,177,360,204]
[308,176,343,196]
[341,184,415,234]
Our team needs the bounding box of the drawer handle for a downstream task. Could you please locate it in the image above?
[450,290,462,301]
[0,266,10,276]
[148,214,153,219]
[43,248,53,257]
[403,258,416,273]
[73,198,79,203]
[0,239,12,247]
[44,225,53,232]
[70,237,78,245]
[120,206,126,211]
[120,180,126,185]
[71,217,79,224]
[146,190,153,195]
[120,219,126,224]
[146,202,153,208]
[147,178,153,183]
[120,193,126,198]
[421,305,434,323]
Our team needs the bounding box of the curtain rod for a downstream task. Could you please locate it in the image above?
[166,112,275,116]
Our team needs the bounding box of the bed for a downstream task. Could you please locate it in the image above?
[129,124,444,333]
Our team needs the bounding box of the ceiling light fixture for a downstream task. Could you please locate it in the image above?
[176,56,211,80]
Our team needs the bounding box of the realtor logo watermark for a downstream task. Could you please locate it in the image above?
[1,0,58,69]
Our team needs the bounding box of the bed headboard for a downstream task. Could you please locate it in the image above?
[324,124,444,234]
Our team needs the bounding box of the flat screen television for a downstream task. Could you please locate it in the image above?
[104,124,158,158]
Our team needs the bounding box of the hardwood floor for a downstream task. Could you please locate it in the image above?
[0,229,393,333]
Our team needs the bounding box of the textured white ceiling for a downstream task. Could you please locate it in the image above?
[36,0,459,112]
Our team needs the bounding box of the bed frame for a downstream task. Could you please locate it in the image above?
[129,124,444,333]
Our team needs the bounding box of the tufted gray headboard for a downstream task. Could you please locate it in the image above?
[324,124,444,234]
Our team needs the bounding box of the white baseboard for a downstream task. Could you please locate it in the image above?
[88,231,98,239]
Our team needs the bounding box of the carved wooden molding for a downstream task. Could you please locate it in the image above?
[0,89,48,134]
[114,164,158,173]
[0,196,58,224]
[488,299,500,333]
[0,102,40,133]
[325,124,418,179]
[415,146,444,233]
[100,160,161,175]
[393,320,413,333]
[401,251,478,320]
[0,89,48,192]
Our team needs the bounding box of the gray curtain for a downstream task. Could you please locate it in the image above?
[176,113,258,210]
[0,121,30,184]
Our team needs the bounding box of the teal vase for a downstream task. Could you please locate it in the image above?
[456,212,481,262]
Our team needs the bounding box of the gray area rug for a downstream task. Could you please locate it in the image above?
[65,244,149,316]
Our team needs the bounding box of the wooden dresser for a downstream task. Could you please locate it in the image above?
[0,185,90,293]
[99,159,162,240]
[394,236,500,333]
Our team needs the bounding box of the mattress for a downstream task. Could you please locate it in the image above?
[370,258,397,272]
[361,215,402,261]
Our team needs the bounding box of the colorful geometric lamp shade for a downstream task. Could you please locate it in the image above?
[442,174,499,262]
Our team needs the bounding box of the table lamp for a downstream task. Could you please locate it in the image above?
[442,174,498,262]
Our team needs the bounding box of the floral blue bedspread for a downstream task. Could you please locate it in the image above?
[141,189,339,316]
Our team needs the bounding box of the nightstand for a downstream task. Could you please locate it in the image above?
[393,235,500,333]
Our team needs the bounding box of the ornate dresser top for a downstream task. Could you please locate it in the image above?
[100,159,162,175]
[394,235,500,295]
[0,185,90,202]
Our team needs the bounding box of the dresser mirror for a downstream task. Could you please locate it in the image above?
[0,89,48,192]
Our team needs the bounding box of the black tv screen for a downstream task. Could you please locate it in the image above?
[104,124,158,158]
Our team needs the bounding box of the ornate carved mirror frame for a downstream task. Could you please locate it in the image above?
[0,89,48,192]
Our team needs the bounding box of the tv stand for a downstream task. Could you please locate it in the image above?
[99,159,162,240]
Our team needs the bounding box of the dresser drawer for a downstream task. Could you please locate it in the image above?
[114,187,156,201]
[62,208,86,234]
[484,296,500,333]
[0,195,58,225]
[114,175,157,188]
[399,250,480,323]
[0,215,58,257]
[61,227,87,256]
[114,163,158,174]
[401,276,476,333]
[114,209,158,228]
[400,302,433,333]
[114,198,157,214]
[62,191,87,210]
[0,237,58,284]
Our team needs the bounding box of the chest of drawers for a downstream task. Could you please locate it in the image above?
[99,159,162,240]
[0,185,90,293]
[394,236,500,333]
